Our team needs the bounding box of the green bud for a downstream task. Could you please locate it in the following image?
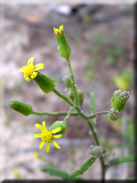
[33,71,55,93]
[49,121,67,135]
[110,89,121,104]
[108,108,119,121]
[78,89,84,104]
[54,25,71,59]
[111,91,129,112]
[8,100,32,116]
[89,145,106,157]
[63,75,73,89]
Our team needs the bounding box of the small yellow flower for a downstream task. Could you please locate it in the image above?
[33,121,62,152]
[18,57,44,81]
[53,25,64,35]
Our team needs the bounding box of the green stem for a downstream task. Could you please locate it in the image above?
[87,110,108,119]
[31,111,79,117]
[53,88,74,107]
[85,119,105,181]
[66,58,79,106]
[64,106,76,124]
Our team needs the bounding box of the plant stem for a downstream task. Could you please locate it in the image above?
[66,58,79,106]
[87,110,108,119]
[86,119,106,181]
[31,111,78,117]
[64,106,76,124]
[53,88,74,107]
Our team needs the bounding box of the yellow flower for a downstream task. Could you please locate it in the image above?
[53,25,64,35]
[18,57,44,81]
[33,121,62,152]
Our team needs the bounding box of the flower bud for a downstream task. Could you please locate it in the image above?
[89,145,106,157]
[111,90,129,112]
[53,25,71,59]
[63,75,73,89]
[8,100,32,116]
[108,108,119,121]
[78,89,84,105]
[110,89,121,104]
[33,71,55,93]
[49,121,67,135]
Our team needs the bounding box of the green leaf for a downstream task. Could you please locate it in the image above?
[106,155,137,171]
[70,157,96,177]
[89,88,96,129]
[41,167,69,179]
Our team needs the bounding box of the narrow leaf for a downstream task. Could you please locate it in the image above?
[70,157,96,177]
[106,155,137,171]
[41,167,69,179]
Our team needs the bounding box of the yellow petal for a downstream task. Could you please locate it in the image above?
[33,134,41,138]
[46,142,50,152]
[53,134,62,139]
[24,75,31,82]
[52,140,61,149]
[35,124,43,131]
[52,127,61,134]
[31,71,38,79]
[42,121,46,130]
[27,57,34,65]
[59,25,63,31]
[35,63,44,71]
[18,66,26,72]
[39,141,45,149]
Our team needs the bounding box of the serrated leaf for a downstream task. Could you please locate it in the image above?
[41,167,69,179]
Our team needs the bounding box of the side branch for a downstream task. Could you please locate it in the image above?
[86,110,108,119]
[31,111,79,117]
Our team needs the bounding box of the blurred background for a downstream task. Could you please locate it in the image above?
[0,1,135,180]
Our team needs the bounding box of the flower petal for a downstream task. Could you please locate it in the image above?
[18,66,26,72]
[52,140,61,149]
[51,127,61,134]
[39,141,45,149]
[42,121,46,130]
[33,134,41,138]
[45,142,50,152]
[35,63,44,71]
[27,57,34,65]
[53,134,62,139]
[31,71,38,79]
[35,124,43,131]
[24,75,31,82]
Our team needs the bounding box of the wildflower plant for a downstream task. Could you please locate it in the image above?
[8,25,136,180]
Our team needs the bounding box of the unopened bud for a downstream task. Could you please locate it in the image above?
[53,25,71,59]
[63,75,73,89]
[49,121,67,135]
[78,89,84,104]
[8,100,32,116]
[33,72,55,93]
[108,108,119,121]
[111,90,129,112]
[89,145,106,157]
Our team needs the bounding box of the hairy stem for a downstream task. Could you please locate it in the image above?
[86,119,106,181]
[87,110,108,119]
[66,58,79,106]
[64,106,76,123]
[31,111,78,117]
[53,88,74,107]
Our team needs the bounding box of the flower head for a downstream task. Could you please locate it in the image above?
[54,25,64,35]
[53,25,71,59]
[18,57,44,81]
[33,121,62,152]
